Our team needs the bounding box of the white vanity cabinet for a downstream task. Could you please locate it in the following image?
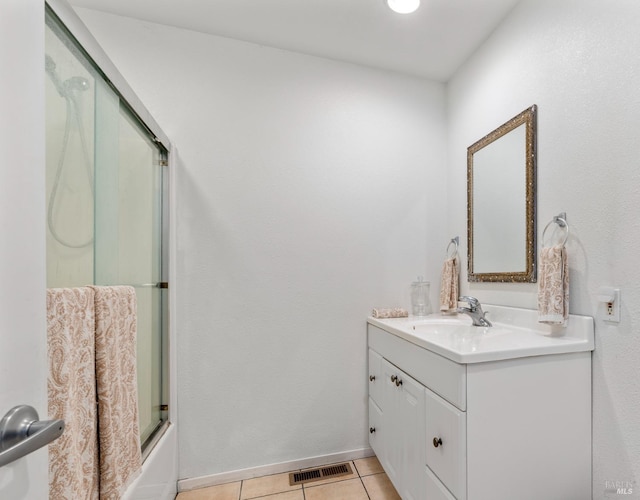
[367,318,592,500]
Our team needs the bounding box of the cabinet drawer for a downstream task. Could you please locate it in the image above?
[425,466,457,500]
[425,388,467,500]
[368,325,466,410]
[368,348,383,405]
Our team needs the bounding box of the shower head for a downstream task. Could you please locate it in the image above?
[63,76,90,94]
[45,54,90,98]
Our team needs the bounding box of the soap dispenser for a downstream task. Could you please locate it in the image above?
[411,276,431,317]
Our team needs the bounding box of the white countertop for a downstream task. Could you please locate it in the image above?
[367,305,594,364]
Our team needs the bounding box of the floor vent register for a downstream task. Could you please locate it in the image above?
[288,462,353,485]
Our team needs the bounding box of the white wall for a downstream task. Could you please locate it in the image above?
[448,0,640,496]
[76,9,447,480]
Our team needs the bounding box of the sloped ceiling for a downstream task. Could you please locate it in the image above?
[69,0,520,81]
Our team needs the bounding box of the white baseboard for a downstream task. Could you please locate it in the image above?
[178,447,375,493]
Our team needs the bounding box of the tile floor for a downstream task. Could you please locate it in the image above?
[175,456,400,500]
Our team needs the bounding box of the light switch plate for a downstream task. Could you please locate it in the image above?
[599,288,621,323]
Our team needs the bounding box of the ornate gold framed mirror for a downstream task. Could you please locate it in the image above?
[467,105,537,282]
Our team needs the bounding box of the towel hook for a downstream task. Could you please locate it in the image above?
[542,212,569,247]
[446,236,459,259]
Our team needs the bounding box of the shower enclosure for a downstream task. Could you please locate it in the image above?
[45,5,169,455]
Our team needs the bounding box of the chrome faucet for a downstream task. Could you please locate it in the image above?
[457,296,492,327]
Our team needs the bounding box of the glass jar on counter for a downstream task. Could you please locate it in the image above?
[410,276,431,316]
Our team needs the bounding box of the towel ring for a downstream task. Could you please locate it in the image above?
[542,213,569,247]
[446,236,459,259]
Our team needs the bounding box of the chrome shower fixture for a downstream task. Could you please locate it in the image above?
[45,53,94,249]
[45,54,90,98]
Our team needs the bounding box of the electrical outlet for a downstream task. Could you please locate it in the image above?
[603,288,621,323]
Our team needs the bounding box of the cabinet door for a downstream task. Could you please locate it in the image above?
[368,348,384,405]
[381,359,401,486]
[425,388,467,500]
[382,359,426,500]
[397,369,427,500]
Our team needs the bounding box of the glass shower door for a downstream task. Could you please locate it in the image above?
[45,17,96,288]
[46,7,169,453]
[94,93,166,446]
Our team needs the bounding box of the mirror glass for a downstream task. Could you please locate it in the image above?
[467,105,537,282]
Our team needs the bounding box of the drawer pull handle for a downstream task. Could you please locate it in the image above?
[390,375,397,383]
[370,427,376,434]
[369,375,376,382]
[395,378,403,387]
[433,437,443,448]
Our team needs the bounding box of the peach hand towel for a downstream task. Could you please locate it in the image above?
[92,286,142,499]
[47,287,99,500]
[439,257,459,312]
[538,245,569,326]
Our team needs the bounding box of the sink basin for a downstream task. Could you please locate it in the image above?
[404,316,471,326]
[409,321,508,337]
[367,305,594,363]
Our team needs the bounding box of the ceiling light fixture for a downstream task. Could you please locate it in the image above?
[386,0,420,14]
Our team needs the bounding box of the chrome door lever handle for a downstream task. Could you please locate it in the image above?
[0,405,65,468]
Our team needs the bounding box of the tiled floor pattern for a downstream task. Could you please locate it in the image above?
[176,457,400,500]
